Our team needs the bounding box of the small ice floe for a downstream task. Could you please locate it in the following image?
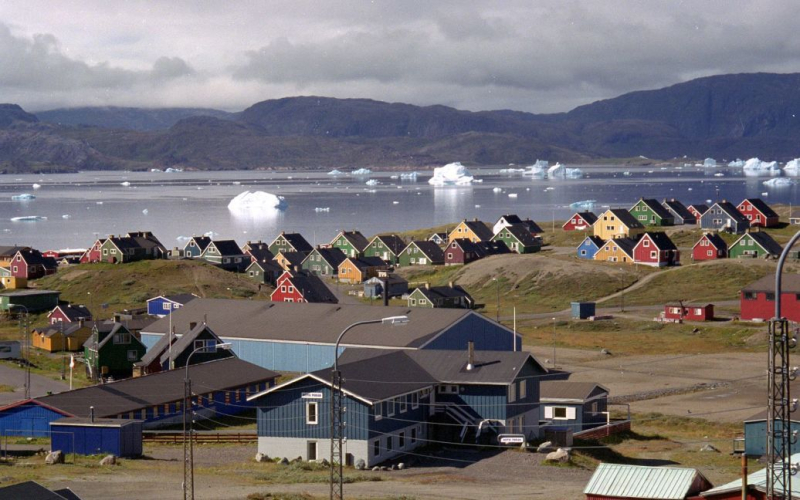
[688,188,693,191]
[164,167,183,173]
[390,175,399,180]
[762,192,769,196]
[508,193,518,198]
[121,181,131,187]
[96,201,103,205]
[233,181,241,185]
[623,171,632,176]
[544,187,555,191]
[475,204,481,208]
[11,216,46,222]
[142,209,149,215]
[352,168,372,176]
[327,169,344,176]
[714,173,724,177]
[314,207,330,212]
[61,214,70,219]
[492,187,503,193]
[392,201,400,204]
[32,183,41,189]
[728,158,745,167]
[400,172,418,180]
[150,168,162,172]
[11,193,35,201]
[365,179,379,186]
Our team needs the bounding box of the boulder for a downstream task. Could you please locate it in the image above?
[99,455,117,466]
[279,457,290,466]
[372,466,380,472]
[390,464,396,470]
[397,462,406,470]
[699,444,720,453]
[379,466,388,471]
[255,452,270,463]
[536,441,554,453]
[545,448,570,463]
[291,456,302,463]
[320,458,330,467]
[355,459,366,470]
[45,450,64,465]
[600,348,612,356]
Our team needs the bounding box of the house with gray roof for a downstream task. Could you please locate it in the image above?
[139,298,521,372]
[540,381,609,434]
[662,198,697,225]
[133,321,233,376]
[700,201,750,234]
[249,345,546,466]
[584,463,712,500]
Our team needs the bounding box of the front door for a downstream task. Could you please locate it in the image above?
[307,441,317,461]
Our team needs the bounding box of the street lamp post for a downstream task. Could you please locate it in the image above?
[183,341,232,500]
[552,317,557,369]
[330,316,408,500]
[13,305,30,399]
[493,277,500,322]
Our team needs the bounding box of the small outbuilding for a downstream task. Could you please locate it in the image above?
[663,304,714,322]
[571,302,596,319]
[584,462,712,500]
[50,417,143,457]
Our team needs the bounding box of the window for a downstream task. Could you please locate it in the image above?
[519,380,527,399]
[508,384,516,403]
[194,339,216,352]
[591,402,598,413]
[127,350,138,361]
[411,392,419,409]
[373,440,380,457]
[399,432,405,448]
[386,436,393,451]
[162,302,171,310]
[580,250,587,256]
[307,441,318,461]
[113,332,131,344]
[399,396,407,413]
[643,240,650,247]
[650,251,657,259]
[288,286,294,293]
[375,402,383,421]
[766,293,776,301]
[387,399,395,416]
[553,407,567,419]
[306,402,318,424]
[411,427,417,444]
[438,385,458,394]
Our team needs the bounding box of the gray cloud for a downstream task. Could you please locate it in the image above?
[2,1,800,113]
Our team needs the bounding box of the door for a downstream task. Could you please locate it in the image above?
[307,441,318,461]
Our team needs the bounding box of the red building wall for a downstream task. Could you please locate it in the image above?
[737,200,779,228]
[563,215,593,231]
[740,291,800,322]
[444,242,466,265]
[692,236,725,261]
[270,274,306,303]
[633,236,678,267]
[49,309,70,325]
[80,242,104,263]
[664,305,713,321]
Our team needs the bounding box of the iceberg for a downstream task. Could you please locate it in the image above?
[227,190,287,213]
[314,207,330,212]
[565,168,583,178]
[523,164,546,177]
[150,168,162,172]
[365,179,379,186]
[142,209,149,215]
[121,181,131,187]
[703,158,717,168]
[11,216,46,222]
[351,168,372,176]
[763,178,795,187]
[784,159,800,174]
[508,193,518,198]
[32,183,41,189]
[164,167,183,173]
[428,162,475,186]
[728,158,745,167]
[327,169,344,176]
[492,187,503,193]
[11,193,35,201]
[399,172,418,180]
[499,168,525,174]
[534,159,549,169]
[570,200,597,210]
[547,163,566,179]
[61,214,70,219]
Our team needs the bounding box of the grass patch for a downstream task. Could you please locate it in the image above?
[0,384,15,393]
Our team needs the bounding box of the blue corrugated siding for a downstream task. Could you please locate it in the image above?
[577,241,599,260]
[745,420,800,457]
[141,333,161,350]
[51,421,143,456]
[0,403,66,438]
[507,363,540,420]
[423,314,520,351]
[372,394,428,435]
[439,386,507,421]
[256,378,370,441]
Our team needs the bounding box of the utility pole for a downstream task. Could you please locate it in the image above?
[552,317,557,369]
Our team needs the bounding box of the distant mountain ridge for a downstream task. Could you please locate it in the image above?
[3,72,800,172]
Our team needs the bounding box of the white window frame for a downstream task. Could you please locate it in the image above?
[519,380,526,400]
[399,396,407,413]
[127,350,138,361]
[411,392,419,409]
[508,383,516,403]
[387,399,395,417]
[375,401,383,421]
[306,402,319,425]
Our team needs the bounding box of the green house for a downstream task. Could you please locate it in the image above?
[629,198,675,227]
[330,231,370,258]
[301,247,347,277]
[490,224,541,254]
[84,323,147,380]
[245,260,282,285]
[363,234,406,265]
[729,231,782,259]
[0,289,60,313]
[268,232,313,256]
[407,284,474,309]
[397,241,445,267]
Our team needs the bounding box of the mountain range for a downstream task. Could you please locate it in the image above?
[3,72,800,172]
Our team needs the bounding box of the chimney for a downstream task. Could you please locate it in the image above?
[473,217,478,222]
[90,406,95,423]
[466,341,475,371]
[448,281,454,289]
[189,321,197,330]
[425,282,430,290]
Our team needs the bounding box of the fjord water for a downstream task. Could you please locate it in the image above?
[0,166,797,250]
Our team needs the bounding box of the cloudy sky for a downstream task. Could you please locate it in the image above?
[1,0,797,113]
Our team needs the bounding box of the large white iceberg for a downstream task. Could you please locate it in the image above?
[523,164,545,177]
[547,163,566,178]
[227,191,287,212]
[743,157,779,171]
[570,199,597,210]
[565,167,583,178]
[428,162,475,186]
[784,159,800,174]
[351,168,372,176]
[703,158,717,167]
[728,158,745,167]
[763,178,796,187]
[365,179,379,186]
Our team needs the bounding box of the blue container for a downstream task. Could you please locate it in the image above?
[50,418,143,457]
[570,302,596,320]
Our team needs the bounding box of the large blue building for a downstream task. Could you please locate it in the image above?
[249,346,546,467]
[139,299,522,373]
[0,400,72,438]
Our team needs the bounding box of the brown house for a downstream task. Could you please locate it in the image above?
[32,322,93,352]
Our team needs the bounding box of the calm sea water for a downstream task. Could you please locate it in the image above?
[0,165,798,250]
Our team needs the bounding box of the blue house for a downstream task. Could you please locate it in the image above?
[0,399,72,438]
[50,418,143,457]
[139,299,523,373]
[743,408,800,457]
[700,201,750,234]
[576,236,604,260]
[539,381,609,434]
[249,346,546,466]
[34,358,278,429]
[146,294,198,317]
[181,236,212,258]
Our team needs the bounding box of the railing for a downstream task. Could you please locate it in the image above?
[143,431,257,444]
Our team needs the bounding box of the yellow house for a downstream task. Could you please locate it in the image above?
[0,270,26,289]
[593,209,646,240]
[32,323,93,352]
[273,251,306,272]
[447,219,494,243]
[593,238,638,264]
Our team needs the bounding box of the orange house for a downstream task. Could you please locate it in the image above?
[338,257,387,284]
[32,322,93,352]
[593,237,638,264]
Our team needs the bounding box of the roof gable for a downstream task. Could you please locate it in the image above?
[694,232,727,250]
[663,199,694,219]
[494,223,540,246]
[635,198,674,220]
[639,232,677,251]
[333,231,370,251]
[713,201,749,223]
[738,231,783,255]
[606,209,644,229]
[369,235,407,255]
[741,198,778,218]
[406,241,445,261]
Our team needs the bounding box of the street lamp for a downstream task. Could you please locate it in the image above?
[493,277,500,322]
[330,316,408,500]
[12,305,30,399]
[183,341,232,500]
[552,317,557,369]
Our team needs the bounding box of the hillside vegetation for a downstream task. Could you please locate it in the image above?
[35,260,269,315]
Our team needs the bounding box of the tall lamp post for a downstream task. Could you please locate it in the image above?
[552,317,557,369]
[183,342,232,500]
[12,305,30,399]
[330,316,408,500]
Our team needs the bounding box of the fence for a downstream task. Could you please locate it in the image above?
[574,420,631,440]
[143,430,257,444]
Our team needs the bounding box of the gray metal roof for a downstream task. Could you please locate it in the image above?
[742,274,800,294]
[702,452,800,498]
[584,463,710,499]
[50,417,142,428]
[142,298,482,348]
[0,289,60,297]
[541,381,608,401]
[407,350,544,385]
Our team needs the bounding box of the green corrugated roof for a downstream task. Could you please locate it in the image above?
[584,463,708,499]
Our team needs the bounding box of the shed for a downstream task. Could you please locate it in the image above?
[50,417,142,457]
[0,289,61,313]
[571,302,596,319]
[0,399,72,438]
[584,462,712,500]
[0,340,20,359]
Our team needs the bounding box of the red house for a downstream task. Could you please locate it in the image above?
[80,239,106,264]
[737,198,779,228]
[48,304,92,325]
[664,303,714,322]
[10,249,58,280]
[687,204,709,221]
[692,233,728,261]
[269,270,338,304]
[740,274,800,322]
[444,239,509,266]
[632,232,679,267]
[562,212,598,231]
